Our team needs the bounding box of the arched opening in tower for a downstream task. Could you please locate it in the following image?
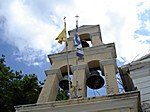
[59,65,73,91]
[87,60,106,97]
[79,33,92,47]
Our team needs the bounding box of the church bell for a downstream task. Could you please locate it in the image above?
[86,70,104,89]
[59,75,71,90]
[81,40,89,48]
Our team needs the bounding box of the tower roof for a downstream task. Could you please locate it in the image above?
[68,25,99,35]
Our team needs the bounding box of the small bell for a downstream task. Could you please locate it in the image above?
[59,75,71,90]
[81,40,89,48]
[86,70,104,89]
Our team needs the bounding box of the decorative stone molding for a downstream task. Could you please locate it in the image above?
[45,69,62,81]
[68,25,100,37]
[100,59,115,66]
[48,43,116,63]
[100,59,117,73]
[15,91,141,112]
[71,64,89,74]
[71,64,87,70]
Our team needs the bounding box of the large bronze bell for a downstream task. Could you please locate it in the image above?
[86,70,104,89]
[81,40,89,48]
[59,75,71,90]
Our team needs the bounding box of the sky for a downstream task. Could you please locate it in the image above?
[0,0,150,96]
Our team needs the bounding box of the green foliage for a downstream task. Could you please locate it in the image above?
[56,89,69,101]
[0,55,43,112]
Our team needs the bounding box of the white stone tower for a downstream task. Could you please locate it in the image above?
[15,24,141,112]
[37,25,119,103]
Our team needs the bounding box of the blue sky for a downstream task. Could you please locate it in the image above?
[0,0,150,96]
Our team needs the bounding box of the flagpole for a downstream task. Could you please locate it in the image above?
[75,15,79,98]
[64,17,71,100]
[66,42,72,99]
[75,56,79,97]
[73,15,84,98]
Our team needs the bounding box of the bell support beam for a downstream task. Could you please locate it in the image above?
[37,69,62,103]
[100,59,119,95]
[71,64,89,98]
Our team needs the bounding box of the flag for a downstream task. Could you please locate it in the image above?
[74,21,84,58]
[55,21,67,44]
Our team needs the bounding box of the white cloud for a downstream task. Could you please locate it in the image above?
[0,0,150,66]
[68,0,150,63]
[145,21,150,30]
[0,0,63,66]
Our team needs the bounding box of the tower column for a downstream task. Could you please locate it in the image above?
[37,69,62,103]
[71,64,88,98]
[100,59,119,95]
[91,32,103,46]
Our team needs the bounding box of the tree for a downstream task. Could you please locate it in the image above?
[0,55,43,112]
[56,89,69,101]
[0,54,69,112]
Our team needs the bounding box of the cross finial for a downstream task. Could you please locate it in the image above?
[64,16,66,22]
[64,16,66,20]
[75,15,79,22]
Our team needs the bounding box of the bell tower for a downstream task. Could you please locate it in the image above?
[15,24,141,112]
[37,25,119,103]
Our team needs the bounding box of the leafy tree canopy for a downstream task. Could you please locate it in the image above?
[56,89,69,101]
[0,54,43,112]
[0,54,69,112]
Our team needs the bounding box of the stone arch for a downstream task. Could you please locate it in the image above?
[79,33,92,47]
[87,60,104,76]
[79,33,91,41]
[86,60,105,90]
[60,65,73,76]
[59,65,73,90]
[87,60,100,70]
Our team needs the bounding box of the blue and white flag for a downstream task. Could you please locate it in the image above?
[74,21,84,58]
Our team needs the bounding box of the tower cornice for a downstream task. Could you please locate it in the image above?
[48,43,117,64]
